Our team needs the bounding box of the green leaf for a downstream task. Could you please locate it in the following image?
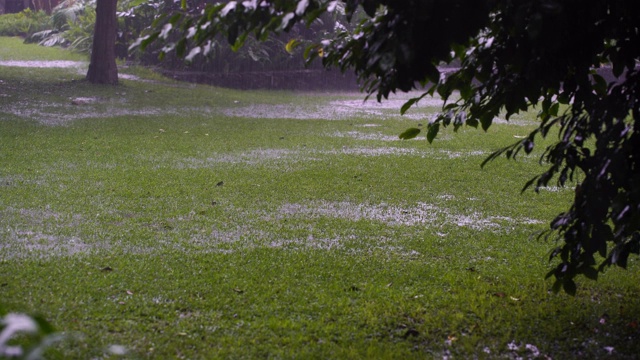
[168,13,182,26]
[401,95,427,115]
[285,39,301,54]
[592,74,607,96]
[612,61,624,78]
[228,24,239,45]
[175,38,187,57]
[582,266,599,281]
[424,63,440,84]
[426,123,440,143]
[598,239,607,258]
[549,102,559,117]
[399,128,421,140]
[33,315,55,334]
[453,111,466,130]
[480,113,493,131]
[231,33,248,52]
[523,139,534,154]
[542,98,551,113]
[521,175,540,193]
[303,44,320,60]
[362,0,377,17]
[545,268,555,279]
[563,279,577,296]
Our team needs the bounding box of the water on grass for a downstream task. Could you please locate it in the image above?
[272,200,542,231]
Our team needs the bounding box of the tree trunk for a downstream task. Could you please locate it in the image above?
[86,0,118,85]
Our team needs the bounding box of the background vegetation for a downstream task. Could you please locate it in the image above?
[0,0,351,83]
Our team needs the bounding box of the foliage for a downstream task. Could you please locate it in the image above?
[131,0,352,76]
[137,0,640,293]
[0,9,51,37]
[0,309,62,359]
[24,0,95,49]
[25,0,150,56]
[62,2,96,53]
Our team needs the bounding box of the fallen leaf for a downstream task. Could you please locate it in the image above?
[510,296,520,301]
[101,266,113,272]
[126,290,133,295]
[233,288,244,294]
[493,292,506,298]
[216,181,224,187]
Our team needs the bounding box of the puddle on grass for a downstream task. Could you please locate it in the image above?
[329,131,409,142]
[176,149,303,168]
[185,198,542,255]
[172,146,488,169]
[3,100,194,126]
[0,230,90,258]
[0,207,96,258]
[221,100,435,121]
[0,60,86,68]
[219,92,445,121]
[172,147,420,169]
[0,61,142,82]
[270,200,542,231]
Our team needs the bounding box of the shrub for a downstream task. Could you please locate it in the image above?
[0,311,62,359]
[0,9,51,37]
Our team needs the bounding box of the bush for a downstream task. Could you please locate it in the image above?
[24,0,94,50]
[0,311,62,359]
[0,9,51,37]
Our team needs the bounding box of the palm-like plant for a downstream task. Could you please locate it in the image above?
[25,0,94,48]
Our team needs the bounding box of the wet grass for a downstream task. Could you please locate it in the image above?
[1,37,639,359]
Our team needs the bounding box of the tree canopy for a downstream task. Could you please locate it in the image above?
[138,0,640,294]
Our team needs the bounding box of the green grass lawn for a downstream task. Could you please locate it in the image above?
[1,36,639,359]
